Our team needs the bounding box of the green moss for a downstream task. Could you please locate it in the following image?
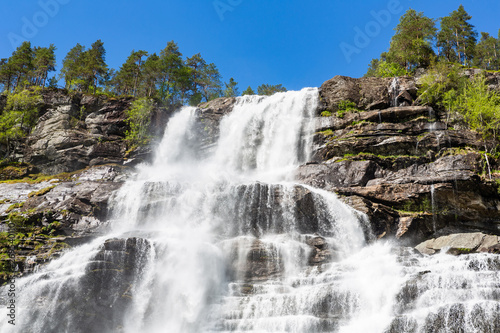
[351,120,372,126]
[5,202,24,213]
[28,185,57,198]
[317,129,334,136]
[321,111,332,117]
[0,169,83,184]
[336,100,361,118]
[495,179,500,195]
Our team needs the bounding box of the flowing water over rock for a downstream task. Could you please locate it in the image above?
[1,88,500,333]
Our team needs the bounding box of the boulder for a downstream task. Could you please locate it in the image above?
[415,232,500,255]
[196,97,237,151]
[319,76,392,112]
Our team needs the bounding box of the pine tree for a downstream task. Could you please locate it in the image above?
[223,77,239,97]
[159,41,183,104]
[10,41,34,90]
[474,32,499,70]
[84,40,108,94]
[186,53,206,105]
[387,9,436,71]
[437,5,477,66]
[0,59,16,92]
[142,53,161,98]
[257,84,287,96]
[32,44,56,87]
[199,63,222,102]
[242,86,255,96]
[60,43,86,90]
[364,59,380,77]
[115,50,148,96]
[176,64,193,104]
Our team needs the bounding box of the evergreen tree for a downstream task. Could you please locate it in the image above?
[198,63,221,102]
[176,64,193,104]
[387,9,436,71]
[257,84,287,96]
[364,58,380,77]
[223,77,239,97]
[242,86,255,96]
[47,76,59,89]
[60,43,86,90]
[84,39,108,94]
[115,50,148,96]
[474,32,499,70]
[142,53,161,98]
[0,59,15,92]
[32,44,56,87]
[186,53,206,105]
[437,5,477,66]
[10,41,34,90]
[159,41,183,104]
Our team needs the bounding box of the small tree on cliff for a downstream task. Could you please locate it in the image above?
[223,77,239,97]
[242,86,255,96]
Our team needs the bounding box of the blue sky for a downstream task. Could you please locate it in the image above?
[1,0,499,91]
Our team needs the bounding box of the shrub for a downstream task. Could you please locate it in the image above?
[336,100,360,118]
[125,98,155,145]
[416,62,467,109]
[0,89,42,146]
[376,61,408,78]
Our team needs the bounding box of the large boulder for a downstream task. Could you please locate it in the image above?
[415,233,500,255]
[196,97,237,152]
[319,75,394,112]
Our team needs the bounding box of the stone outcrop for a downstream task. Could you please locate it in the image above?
[22,92,130,174]
[415,232,500,255]
[300,75,500,246]
[0,89,173,175]
[0,164,129,283]
[319,76,392,112]
[196,97,236,152]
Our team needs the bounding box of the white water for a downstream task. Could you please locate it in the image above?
[1,88,500,333]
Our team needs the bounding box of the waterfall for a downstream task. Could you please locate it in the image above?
[1,88,500,333]
[389,77,400,107]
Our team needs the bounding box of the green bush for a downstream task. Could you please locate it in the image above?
[125,98,155,145]
[336,100,360,118]
[376,61,408,78]
[0,89,42,145]
[417,62,467,108]
[456,75,500,139]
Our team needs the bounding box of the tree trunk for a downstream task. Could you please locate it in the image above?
[455,29,462,64]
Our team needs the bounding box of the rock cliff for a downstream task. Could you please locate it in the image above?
[2,73,500,284]
[302,75,500,246]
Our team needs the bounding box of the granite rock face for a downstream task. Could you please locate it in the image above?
[302,75,500,245]
[0,164,130,283]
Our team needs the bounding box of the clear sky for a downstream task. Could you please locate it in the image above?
[1,0,499,91]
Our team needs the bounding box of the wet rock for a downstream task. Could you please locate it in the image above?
[227,238,284,282]
[196,97,237,151]
[307,236,333,265]
[26,237,152,333]
[415,232,500,255]
[296,160,377,189]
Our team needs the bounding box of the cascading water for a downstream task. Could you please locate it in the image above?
[1,88,500,333]
[389,77,400,107]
